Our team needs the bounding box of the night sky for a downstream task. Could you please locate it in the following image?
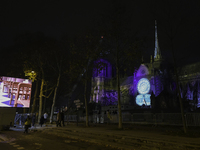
[1,0,200,66]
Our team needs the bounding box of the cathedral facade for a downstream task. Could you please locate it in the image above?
[90,21,200,113]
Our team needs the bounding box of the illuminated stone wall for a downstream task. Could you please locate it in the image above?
[89,21,200,111]
[90,58,200,111]
[90,59,114,103]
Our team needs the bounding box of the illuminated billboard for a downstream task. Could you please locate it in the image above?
[0,76,32,108]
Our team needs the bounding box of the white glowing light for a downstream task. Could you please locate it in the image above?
[136,94,151,106]
[137,78,150,95]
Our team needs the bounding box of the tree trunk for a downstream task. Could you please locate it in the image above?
[38,78,44,123]
[116,49,122,129]
[43,84,48,114]
[31,80,39,114]
[175,72,187,133]
[84,72,89,127]
[50,73,61,123]
[171,43,187,133]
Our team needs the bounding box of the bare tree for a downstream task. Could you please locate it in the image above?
[69,34,105,127]
[99,2,142,129]
[148,0,197,133]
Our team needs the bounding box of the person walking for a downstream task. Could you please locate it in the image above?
[32,114,36,127]
[24,116,31,133]
[36,112,39,122]
[60,110,65,127]
[56,110,61,127]
[39,115,44,127]
[44,112,48,124]
[107,110,112,125]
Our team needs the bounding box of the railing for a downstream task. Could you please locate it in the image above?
[86,113,200,126]
[185,113,200,126]
[125,113,200,126]
[128,113,183,126]
[64,115,77,122]
[14,113,29,126]
[14,113,200,127]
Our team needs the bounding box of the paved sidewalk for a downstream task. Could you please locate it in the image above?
[35,123,200,149]
[0,123,56,142]
[2,123,200,150]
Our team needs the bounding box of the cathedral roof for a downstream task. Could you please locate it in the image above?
[136,64,149,77]
[178,62,200,75]
[121,76,133,86]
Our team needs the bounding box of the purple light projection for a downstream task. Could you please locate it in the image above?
[91,59,113,104]
[186,85,193,100]
[132,65,151,96]
[101,90,118,106]
[93,59,112,78]
[91,57,200,110]
[170,81,176,92]
[129,85,135,96]
[132,65,155,107]
[197,83,200,108]
[154,76,162,97]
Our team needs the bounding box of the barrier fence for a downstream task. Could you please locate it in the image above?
[14,113,200,127]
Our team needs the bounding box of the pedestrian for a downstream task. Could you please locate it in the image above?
[36,112,39,123]
[21,115,25,125]
[32,114,36,127]
[24,116,31,133]
[107,110,112,125]
[44,112,48,124]
[56,110,61,127]
[39,115,44,127]
[60,110,65,126]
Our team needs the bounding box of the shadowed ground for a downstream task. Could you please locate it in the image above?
[1,123,200,150]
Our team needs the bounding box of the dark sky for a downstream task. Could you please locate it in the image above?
[1,0,200,65]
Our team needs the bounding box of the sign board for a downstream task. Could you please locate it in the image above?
[75,103,83,105]
[0,76,32,108]
[64,106,68,111]
[76,105,81,108]
[74,99,80,103]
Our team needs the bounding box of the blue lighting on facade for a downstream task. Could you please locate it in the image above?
[136,94,151,106]
[136,78,151,106]
[137,78,150,95]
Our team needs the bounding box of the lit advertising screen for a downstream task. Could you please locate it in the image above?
[0,76,32,108]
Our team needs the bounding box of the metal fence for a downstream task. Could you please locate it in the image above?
[126,113,200,126]
[14,113,29,126]
[185,113,200,126]
[14,113,200,127]
[127,113,183,126]
[81,113,200,126]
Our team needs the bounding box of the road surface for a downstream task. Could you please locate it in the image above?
[0,129,119,150]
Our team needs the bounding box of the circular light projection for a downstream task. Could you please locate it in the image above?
[137,78,150,95]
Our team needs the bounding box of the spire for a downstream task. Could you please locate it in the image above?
[154,20,162,61]
[141,56,144,64]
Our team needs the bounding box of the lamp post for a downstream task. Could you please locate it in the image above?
[74,99,83,126]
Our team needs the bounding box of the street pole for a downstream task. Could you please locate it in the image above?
[74,99,82,126]
[77,108,78,126]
